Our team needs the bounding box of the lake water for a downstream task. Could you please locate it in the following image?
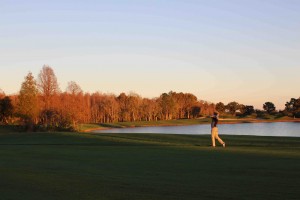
[93,122,300,137]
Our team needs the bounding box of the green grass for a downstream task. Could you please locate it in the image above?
[0,130,299,200]
[0,125,20,134]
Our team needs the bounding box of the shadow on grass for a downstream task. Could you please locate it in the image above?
[99,123,125,128]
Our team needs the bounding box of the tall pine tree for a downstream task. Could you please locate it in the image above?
[17,72,39,128]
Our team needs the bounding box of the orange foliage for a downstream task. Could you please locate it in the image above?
[9,66,217,129]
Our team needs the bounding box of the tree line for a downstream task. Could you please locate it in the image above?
[0,65,299,130]
[215,100,300,119]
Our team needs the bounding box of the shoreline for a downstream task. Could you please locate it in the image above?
[82,118,300,132]
[219,118,300,124]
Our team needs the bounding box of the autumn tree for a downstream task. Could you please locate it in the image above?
[191,105,201,118]
[226,101,240,116]
[82,93,92,123]
[243,105,255,116]
[0,96,14,124]
[169,92,184,119]
[183,93,197,119]
[117,93,129,122]
[159,92,176,120]
[215,102,226,114]
[90,92,103,123]
[54,81,91,130]
[0,89,5,99]
[66,82,85,122]
[238,104,246,115]
[17,72,39,129]
[66,81,83,95]
[98,94,119,123]
[140,98,156,121]
[284,98,300,118]
[127,93,141,121]
[199,101,209,116]
[106,94,119,122]
[88,93,117,123]
[263,102,276,114]
[38,65,60,109]
[38,65,60,128]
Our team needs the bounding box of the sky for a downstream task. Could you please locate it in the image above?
[1,0,299,109]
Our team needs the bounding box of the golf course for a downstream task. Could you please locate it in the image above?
[0,126,299,200]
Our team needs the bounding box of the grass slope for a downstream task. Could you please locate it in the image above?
[79,119,211,131]
[0,131,299,200]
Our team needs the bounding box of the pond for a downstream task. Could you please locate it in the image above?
[93,122,300,137]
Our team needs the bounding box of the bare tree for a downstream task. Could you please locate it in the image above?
[38,65,60,109]
[37,65,61,128]
[66,81,83,95]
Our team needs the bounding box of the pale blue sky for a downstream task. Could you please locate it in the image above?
[1,0,299,109]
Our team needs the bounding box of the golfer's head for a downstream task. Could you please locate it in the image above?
[213,111,219,117]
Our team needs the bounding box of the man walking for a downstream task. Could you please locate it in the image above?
[211,111,225,147]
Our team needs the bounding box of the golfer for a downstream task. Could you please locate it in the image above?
[211,111,225,147]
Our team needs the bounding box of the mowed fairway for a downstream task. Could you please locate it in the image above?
[0,129,299,200]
